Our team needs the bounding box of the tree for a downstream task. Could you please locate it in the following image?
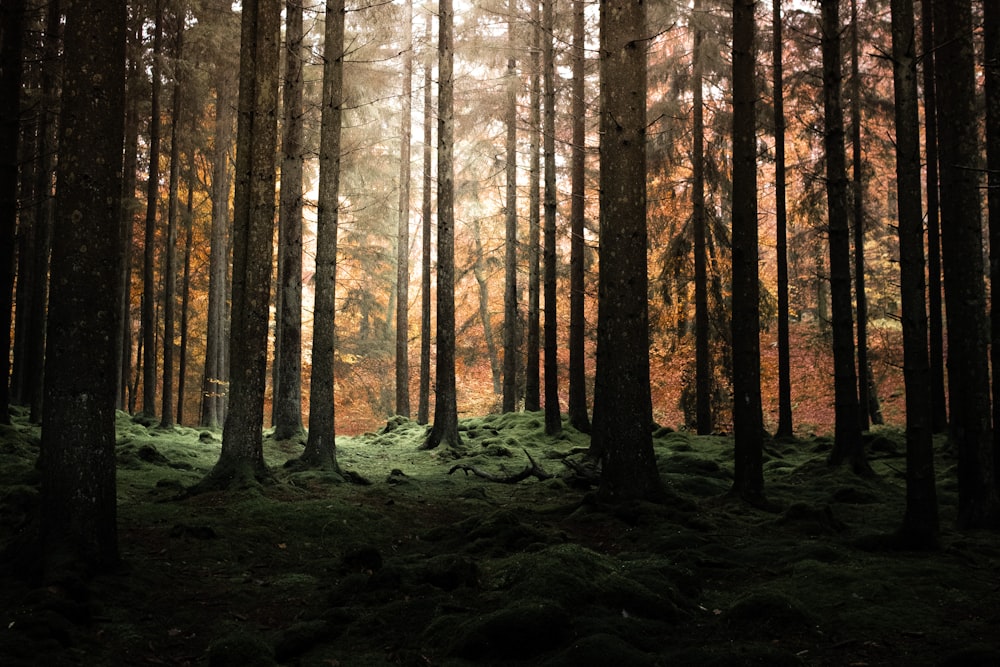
[177,144,195,425]
[729,0,765,503]
[889,0,938,548]
[141,0,164,420]
[525,0,542,413]
[934,0,1000,527]
[418,11,433,425]
[986,0,1000,482]
[692,0,712,435]
[591,0,664,503]
[395,0,414,419]
[820,0,868,474]
[39,0,126,575]
[542,0,561,436]
[772,0,793,439]
[423,0,462,450]
[0,0,26,425]
[197,0,281,489]
[273,0,305,440]
[567,0,590,432]
[502,0,520,414]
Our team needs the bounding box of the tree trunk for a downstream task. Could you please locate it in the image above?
[502,0,519,414]
[395,0,413,418]
[0,0,26,425]
[141,0,163,420]
[567,0,589,432]
[177,142,195,425]
[729,0,765,503]
[890,0,938,548]
[986,0,1000,492]
[201,78,233,429]
[160,16,184,430]
[692,0,712,436]
[849,0,870,431]
[119,9,140,413]
[542,0,561,436]
[920,0,947,434]
[471,219,502,394]
[418,15,433,426]
[525,0,542,413]
[821,0,868,474]
[423,0,461,450]
[198,0,281,489]
[273,0,305,440]
[39,0,125,576]
[592,0,664,503]
[772,0,793,439]
[934,0,1000,528]
[300,0,345,471]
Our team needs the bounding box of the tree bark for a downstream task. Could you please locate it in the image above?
[821,0,869,474]
[890,0,939,548]
[39,0,125,576]
[395,0,414,418]
[542,0,561,436]
[418,14,433,425]
[985,0,1000,494]
[423,0,462,450]
[273,0,305,440]
[592,0,664,503]
[502,0,520,414]
[849,0,870,430]
[525,0,542,413]
[692,0,712,436]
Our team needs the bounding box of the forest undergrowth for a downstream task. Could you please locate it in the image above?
[1,407,998,666]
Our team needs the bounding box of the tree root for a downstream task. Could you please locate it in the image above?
[448,449,552,483]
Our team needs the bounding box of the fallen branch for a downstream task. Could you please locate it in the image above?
[448,449,553,483]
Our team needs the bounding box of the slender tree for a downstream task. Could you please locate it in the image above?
[395,0,414,418]
[39,0,126,576]
[177,145,195,425]
[730,0,765,502]
[772,0,793,439]
[502,0,520,414]
[525,0,542,412]
[934,0,1000,527]
[542,0,561,435]
[119,7,140,413]
[820,0,868,474]
[889,0,938,548]
[986,0,1000,481]
[273,0,305,440]
[567,0,590,432]
[0,0,26,425]
[197,0,281,489]
[692,0,712,435]
[920,0,947,433]
[592,0,664,502]
[418,10,434,425]
[299,0,346,470]
[423,0,462,450]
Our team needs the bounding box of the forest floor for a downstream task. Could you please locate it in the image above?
[1,408,999,666]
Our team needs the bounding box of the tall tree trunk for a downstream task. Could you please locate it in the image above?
[395,0,413,418]
[821,0,868,474]
[730,0,765,503]
[471,219,502,394]
[0,0,27,425]
[197,0,281,489]
[160,16,184,430]
[300,0,345,470]
[985,0,1000,489]
[542,0,561,436]
[525,0,542,412]
[119,8,140,413]
[850,0,871,430]
[890,0,938,548]
[692,0,712,435]
[934,0,1000,527]
[592,0,663,502]
[418,15,433,426]
[501,0,519,414]
[772,0,793,439]
[423,0,461,450]
[273,0,305,440]
[201,79,233,429]
[39,0,125,576]
[567,0,589,432]
[920,0,947,433]
[141,0,163,419]
[177,142,195,425]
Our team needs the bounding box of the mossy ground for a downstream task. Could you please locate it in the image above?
[1,408,998,666]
